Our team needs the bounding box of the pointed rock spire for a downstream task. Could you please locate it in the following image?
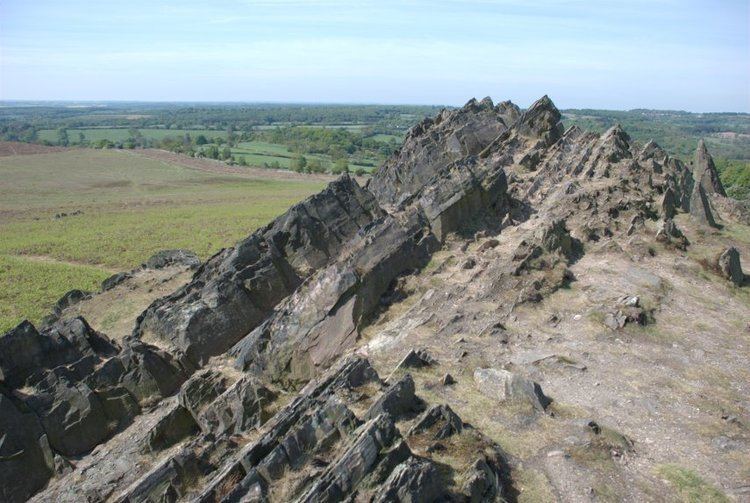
[515,95,563,144]
[693,140,726,197]
[660,187,677,219]
[690,182,718,228]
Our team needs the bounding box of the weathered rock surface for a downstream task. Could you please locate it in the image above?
[473,368,551,411]
[0,389,54,502]
[13,95,750,502]
[368,96,518,209]
[693,139,726,197]
[718,246,744,286]
[133,175,384,366]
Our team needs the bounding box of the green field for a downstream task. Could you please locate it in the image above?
[38,128,223,144]
[0,149,325,332]
[227,141,379,172]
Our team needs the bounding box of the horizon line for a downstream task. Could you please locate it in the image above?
[1,99,748,115]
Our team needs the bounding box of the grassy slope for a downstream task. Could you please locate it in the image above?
[0,149,325,331]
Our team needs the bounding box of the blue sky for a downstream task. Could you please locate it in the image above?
[1,0,748,111]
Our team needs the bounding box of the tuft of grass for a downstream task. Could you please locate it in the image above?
[655,464,729,503]
[515,467,556,503]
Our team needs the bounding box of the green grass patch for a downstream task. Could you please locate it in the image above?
[655,464,729,503]
[0,149,324,330]
[0,255,110,333]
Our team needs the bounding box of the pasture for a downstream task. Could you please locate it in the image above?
[229,140,380,172]
[37,128,222,144]
[0,148,326,331]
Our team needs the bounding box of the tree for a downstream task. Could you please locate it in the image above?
[204,145,220,159]
[78,132,86,145]
[221,147,232,160]
[57,128,69,147]
[196,134,208,145]
[354,168,367,176]
[308,158,326,173]
[291,154,307,173]
[238,156,248,166]
[334,157,349,174]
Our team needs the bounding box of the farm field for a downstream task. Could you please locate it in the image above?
[38,127,222,144]
[227,140,380,172]
[0,148,327,331]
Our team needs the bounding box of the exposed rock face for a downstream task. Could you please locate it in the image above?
[133,175,384,366]
[13,94,749,502]
[718,247,744,286]
[0,389,54,502]
[690,181,719,227]
[368,96,518,209]
[694,139,726,197]
[231,209,438,387]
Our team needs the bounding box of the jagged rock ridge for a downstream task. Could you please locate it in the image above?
[2,95,747,502]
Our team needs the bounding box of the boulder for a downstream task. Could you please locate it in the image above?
[101,271,132,291]
[462,457,505,503]
[655,218,689,249]
[660,187,677,219]
[473,368,551,411]
[373,457,445,503]
[394,348,437,371]
[142,249,201,270]
[407,404,464,439]
[718,247,744,286]
[365,374,418,420]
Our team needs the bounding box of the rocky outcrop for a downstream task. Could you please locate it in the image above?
[231,208,438,387]
[690,182,719,227]
[0,317,189,498]
[17,94,748,502]
[718,247,744,286]
[368,97,518,209]
[113,356,509,503]
[133,175,384,366]
[694,139,726,197]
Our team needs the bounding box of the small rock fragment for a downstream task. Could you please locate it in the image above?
[473,368,551,411]
[441,374,456,386]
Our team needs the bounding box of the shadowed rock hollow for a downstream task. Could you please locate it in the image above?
[2,96,749,502]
